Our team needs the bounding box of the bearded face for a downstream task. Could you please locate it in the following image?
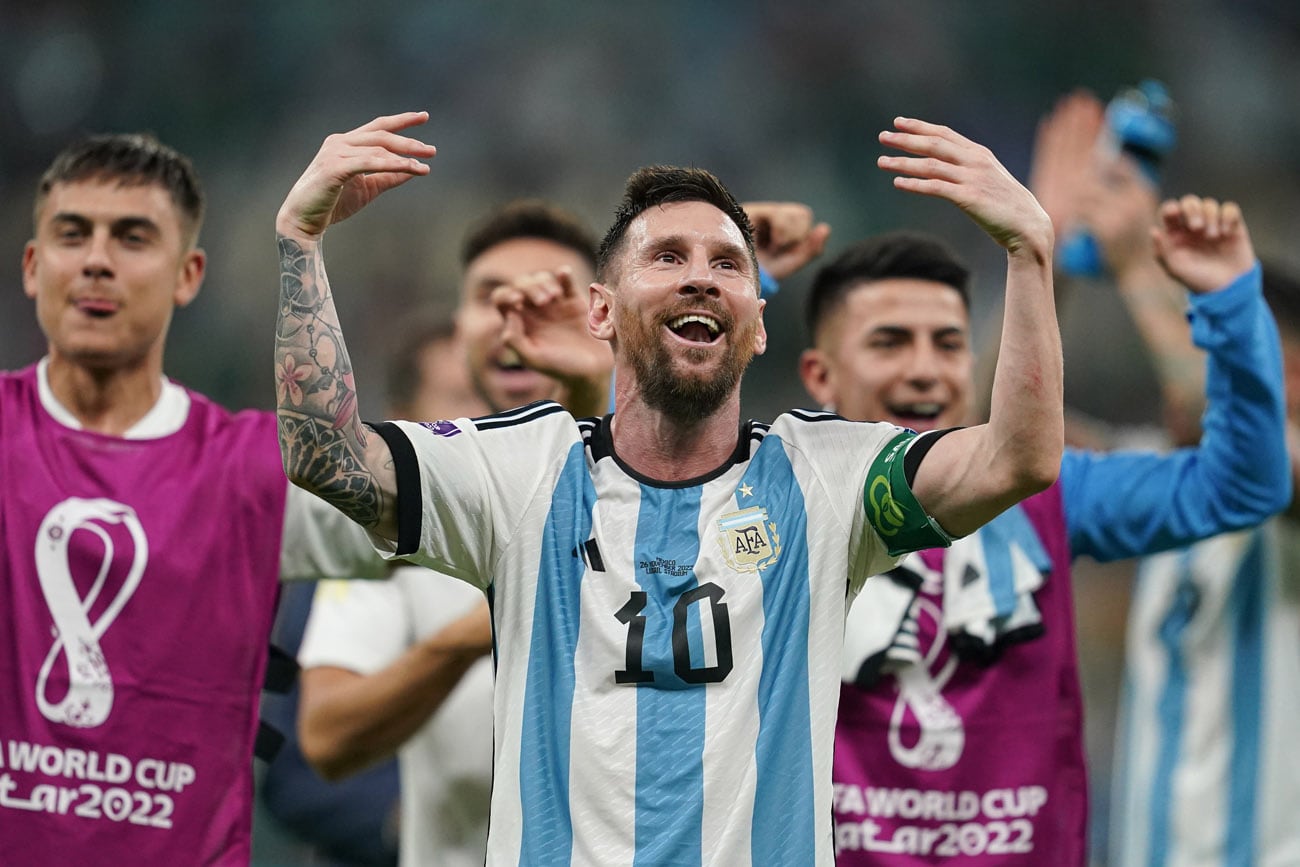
[596,200,767,424]
[615,295,761,424]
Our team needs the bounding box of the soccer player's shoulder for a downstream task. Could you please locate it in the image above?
[462,399,574,434]
[768,407,901,448]
[412,399,584,457]
[187,391,277,446]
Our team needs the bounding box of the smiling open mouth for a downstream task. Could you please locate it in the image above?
[667,314,721,344]
[495,346,525,371]
[888,401,945,424]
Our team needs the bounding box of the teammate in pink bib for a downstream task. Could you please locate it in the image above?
[800,212,1289,864]
[0,133,381,865]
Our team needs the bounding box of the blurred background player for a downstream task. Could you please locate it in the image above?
[802,193,1289,864]
[1032,85,1300,867]
[1109,262,1300,867]
[1031,82,1200,447]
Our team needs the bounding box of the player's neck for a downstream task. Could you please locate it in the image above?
[611,393,743,483]
[44,352,167,436]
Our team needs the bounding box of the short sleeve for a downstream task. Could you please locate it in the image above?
[298,578,411,673]
[279,484,392,581]
[377,404,582,590]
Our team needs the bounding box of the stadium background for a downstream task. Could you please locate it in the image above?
[2,3,1298,863]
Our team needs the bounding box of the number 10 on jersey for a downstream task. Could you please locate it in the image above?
[614,583,734,685]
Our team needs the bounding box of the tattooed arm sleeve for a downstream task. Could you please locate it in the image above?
[276,235,400,540]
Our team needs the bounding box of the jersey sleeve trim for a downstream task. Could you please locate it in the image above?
[865,429,956,556]
[903,426,959,485]
[371,421,423,557]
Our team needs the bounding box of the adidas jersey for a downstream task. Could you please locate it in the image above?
[1111,519,1300,867]
[377,405,922,866]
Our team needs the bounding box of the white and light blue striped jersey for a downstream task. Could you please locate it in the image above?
[1111,518,1300,867]
[375,404,919,866]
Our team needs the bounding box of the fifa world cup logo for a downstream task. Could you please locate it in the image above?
[33,498,148,728]
[887,596,965,771]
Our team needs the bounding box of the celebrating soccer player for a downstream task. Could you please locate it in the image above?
[273,111,1062,864]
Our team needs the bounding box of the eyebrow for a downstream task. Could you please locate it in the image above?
[869,324,968,338]
[648,233,752,267]
[51,212,162,237]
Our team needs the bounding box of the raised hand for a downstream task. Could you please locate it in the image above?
[878,117,1053,259]
[276,112,437,243]
[1152,196,1255,294]
[493,266,613,417]
[884,117,1063,538]
[1028,90,1105,239]
[742,201,831,280]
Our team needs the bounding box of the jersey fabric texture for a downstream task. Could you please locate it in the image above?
[833,264,1289,866]
[1111,520,1300,867]
[377,405,925,867]
[299,568,494,867]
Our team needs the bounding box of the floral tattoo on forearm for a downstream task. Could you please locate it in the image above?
[275,235,383,527]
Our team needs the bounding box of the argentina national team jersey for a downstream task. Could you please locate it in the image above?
[374,402,927,866]
[1111,520,1300,867]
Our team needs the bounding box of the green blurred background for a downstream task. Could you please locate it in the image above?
[3,3,1298,863]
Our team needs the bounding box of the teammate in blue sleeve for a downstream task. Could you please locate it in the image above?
[811,196,1289,866]
[270,111,1062,866]
[1032,90,1300,866]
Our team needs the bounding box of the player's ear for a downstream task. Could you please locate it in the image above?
[174,248,206,308]
[589,282,614,341]
[799,347,834,407]
[752,298,767,356]
[22,241,38,300]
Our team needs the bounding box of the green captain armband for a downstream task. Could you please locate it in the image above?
[864,431,954,557]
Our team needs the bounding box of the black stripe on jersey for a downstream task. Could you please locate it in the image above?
[788,407,845,423]
[903,427,960,486]
[473,400,566,431]
[372,421,423,556]
[884,563,925,591]
[786,409,959,486]
[586,414,614,462]
[592,417,757,488]
[581,537,606,572]
[473,399,557,423]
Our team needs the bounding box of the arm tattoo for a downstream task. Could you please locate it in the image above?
[275,235,386,528]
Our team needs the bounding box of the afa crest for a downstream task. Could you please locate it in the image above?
[717,506,782,572]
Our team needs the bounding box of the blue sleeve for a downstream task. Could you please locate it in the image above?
[1061,263,1291,562]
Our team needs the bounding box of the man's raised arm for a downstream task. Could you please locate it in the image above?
[275,112,436,541]
[879,117,1064,537]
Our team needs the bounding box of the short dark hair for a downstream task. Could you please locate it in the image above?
[35,132,205,245]
[806,231,971,343]
[1261,260,1300,336]
[461,199,597,272]
[385,314,459,412]
[596,165,758,284]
